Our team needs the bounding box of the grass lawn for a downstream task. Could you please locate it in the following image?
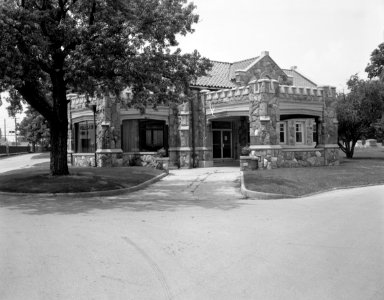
[0,162,164,194]
[243,147,384,197]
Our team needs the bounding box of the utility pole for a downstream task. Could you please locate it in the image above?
[4,119,6,142]
[14,117,17,146]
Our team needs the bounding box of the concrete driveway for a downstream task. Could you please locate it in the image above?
[0,153,50,174]
[0,156,383,299]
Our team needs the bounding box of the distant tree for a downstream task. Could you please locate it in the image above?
[18,107,50,152]
[337,75,384,158]
[0,0,211,175]
[366,43,384,80]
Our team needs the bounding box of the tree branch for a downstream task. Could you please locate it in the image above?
[89,0,96,25]
[17,82,54,121]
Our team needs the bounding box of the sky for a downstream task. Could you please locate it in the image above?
[1,0,384,140]
[177,0,384,90]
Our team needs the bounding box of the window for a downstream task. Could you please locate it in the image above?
[74,121,96,153]
[313,122,318,144]
[295,122,304,143]
[279,122,286,144]
[139,120,167,152]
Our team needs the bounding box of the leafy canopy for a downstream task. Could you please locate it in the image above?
[366,42,384,80]
[0,0,211,175]
[337,75,384,158]
[0,0,212,120]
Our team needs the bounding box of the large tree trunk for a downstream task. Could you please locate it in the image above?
[49,119,69,175]
[49,69,69,176]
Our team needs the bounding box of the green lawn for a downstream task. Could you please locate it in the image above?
[243,148,384,197]
[0,163,164,194]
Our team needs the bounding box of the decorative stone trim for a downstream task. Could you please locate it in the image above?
[250,145,283,150]
[168,147,192,151]
[96,149,123,153]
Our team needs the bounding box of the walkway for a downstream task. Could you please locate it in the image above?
[0,155,384,299]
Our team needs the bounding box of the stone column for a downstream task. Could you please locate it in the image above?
[96,96,123,167]
[249,79,282,169]
[168,101,193,168]
[196,90,213,167]
[317,86,339,165]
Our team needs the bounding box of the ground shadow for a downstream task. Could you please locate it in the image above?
[30,152,50,159]
[0,189,245,215]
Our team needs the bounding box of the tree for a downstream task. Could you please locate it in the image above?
[18,107,50,152]
[337,75,384,158]
[366,42,384,80]
[0,0,211,175]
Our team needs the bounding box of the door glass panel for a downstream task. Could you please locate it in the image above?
[212,121,231,129]
[222,131,231,158]
[212,131,222,158]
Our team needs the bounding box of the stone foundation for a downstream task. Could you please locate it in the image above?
[168,148,192,169]
[122,152,169,171]
[246,145,339,170]
[71,153,97,167]
[240,156,258,171]
[96,149,123,167]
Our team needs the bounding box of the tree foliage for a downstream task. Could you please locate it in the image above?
[18,106,50,151]
[0,0,211,175]
[337,75,384,158]
[366,42,384,80]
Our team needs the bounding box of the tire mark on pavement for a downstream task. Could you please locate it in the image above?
[122,236,172,300]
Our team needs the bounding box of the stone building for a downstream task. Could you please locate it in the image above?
[68,51,339,169]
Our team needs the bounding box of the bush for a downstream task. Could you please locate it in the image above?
[241,145,251,156]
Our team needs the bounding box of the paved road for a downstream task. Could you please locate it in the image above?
[0,155,383,299]
[0,153,50,174]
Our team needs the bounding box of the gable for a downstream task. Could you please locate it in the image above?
[282,69,317,87]
[235,54,290,86]
[193,51,317,89]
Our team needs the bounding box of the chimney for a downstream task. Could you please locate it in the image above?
[290,66,297,71]
[261,51,269,57]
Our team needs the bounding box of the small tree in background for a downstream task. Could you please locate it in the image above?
[18,107,50,152]
[337,75,384,158]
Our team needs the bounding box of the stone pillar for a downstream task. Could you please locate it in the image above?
[318,86,338,146]
[168,101,193,168]
[196,90,213,167]
[96,96,123,167]
[248,79,282,169]
[317,86,339,166]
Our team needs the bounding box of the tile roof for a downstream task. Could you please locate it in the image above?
[282,69,317,87]
[194,60,235,89]
[194,57,317,89]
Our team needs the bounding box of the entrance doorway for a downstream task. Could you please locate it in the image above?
[212,128,232,159]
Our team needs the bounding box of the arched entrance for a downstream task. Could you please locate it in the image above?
[208,116,249,163]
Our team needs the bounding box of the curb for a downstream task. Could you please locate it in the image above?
[0,172,168,198]
[240,171,384,200]
[240,171,295,200]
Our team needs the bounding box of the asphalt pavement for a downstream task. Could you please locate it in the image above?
[0,154,383,299]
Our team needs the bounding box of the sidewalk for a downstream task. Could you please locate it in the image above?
[0,153,50,174]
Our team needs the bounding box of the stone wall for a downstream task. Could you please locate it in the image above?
[71,153,96,167]
[122,153,169,171]
[248,147,339,170]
